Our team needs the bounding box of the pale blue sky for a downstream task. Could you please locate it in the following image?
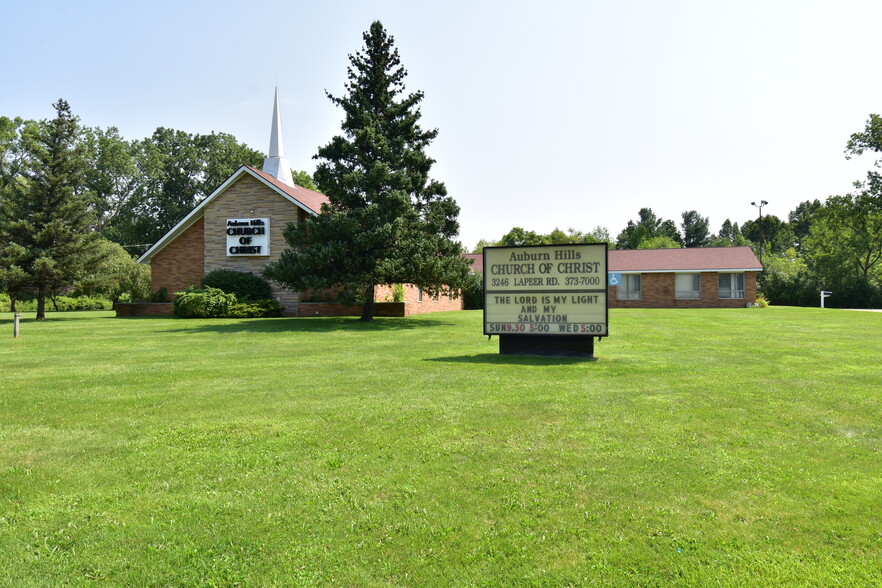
[3,0,882,249]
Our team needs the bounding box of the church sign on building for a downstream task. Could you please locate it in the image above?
[483,243,608,356]
[226,218,270,256]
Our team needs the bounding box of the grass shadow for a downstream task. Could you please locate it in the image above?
[154,315,459,335]
[424,353,598,366]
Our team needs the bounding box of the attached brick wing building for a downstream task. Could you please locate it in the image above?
[608,247,762,308]
[467,246,762,309]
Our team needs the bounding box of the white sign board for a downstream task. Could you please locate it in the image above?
[483,243,608,336]
[226,218,270,256]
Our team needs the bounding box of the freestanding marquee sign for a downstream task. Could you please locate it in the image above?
[483,243,608,357]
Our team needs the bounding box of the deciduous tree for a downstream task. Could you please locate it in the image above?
[107,128,263,255]
[615,208,681,249]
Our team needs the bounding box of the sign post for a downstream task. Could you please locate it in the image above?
[820,290,832,308]
[483,243,608,358]
[13,312,20,338]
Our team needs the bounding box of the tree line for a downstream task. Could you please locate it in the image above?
[1,21,471,322]
[0,100,272,318]
[474,116,882,309]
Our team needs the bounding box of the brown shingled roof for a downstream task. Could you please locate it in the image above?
[247,166,329,214]
[609,247,762,272]
[465,253,483,273]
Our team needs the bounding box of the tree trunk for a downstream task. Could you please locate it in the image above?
[10,297,16,313]
[359,285,376,322]
[36,291,46,321]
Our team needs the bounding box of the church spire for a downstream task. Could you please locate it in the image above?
[262,87,295,187]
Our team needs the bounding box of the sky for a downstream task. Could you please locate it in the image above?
[3,0,882,250]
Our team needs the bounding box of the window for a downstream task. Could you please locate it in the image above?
[719,272,745,299]
[617,274,642,300]
[417,287,423,302]
[675,273,701,299]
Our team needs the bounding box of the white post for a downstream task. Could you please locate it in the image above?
[820,291,832,308]
[13,312,20,338]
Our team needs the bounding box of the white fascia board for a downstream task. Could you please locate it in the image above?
[138,166,252,263]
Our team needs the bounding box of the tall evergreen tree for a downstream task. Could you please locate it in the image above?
[680,210,710,248]
[264,21,469,321]
[0,100,101,319]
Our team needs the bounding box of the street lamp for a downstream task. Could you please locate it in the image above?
[751,200,768,217]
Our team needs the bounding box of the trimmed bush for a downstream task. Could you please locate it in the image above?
[227,299,284,318]
[202,269,271,302]
[173,287,237,318]
[173,287,283,319]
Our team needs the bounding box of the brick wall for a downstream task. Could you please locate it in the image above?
[375,284,464,315]
[150,217,205,296]
[202,174,304,315]
[114,302,175,317]
[609,271,757,308]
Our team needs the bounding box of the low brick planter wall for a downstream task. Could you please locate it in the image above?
[114,302,175,317]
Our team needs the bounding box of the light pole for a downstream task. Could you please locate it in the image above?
[751,200,768,288]
[751,200,768,218]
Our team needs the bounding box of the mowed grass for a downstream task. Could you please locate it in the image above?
[0,307,880,586]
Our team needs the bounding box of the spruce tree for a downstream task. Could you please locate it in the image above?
[0,100,101,319]
[265,21,469,321]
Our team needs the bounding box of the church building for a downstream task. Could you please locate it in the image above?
[131,90,462,317]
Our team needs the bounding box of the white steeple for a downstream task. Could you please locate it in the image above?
[262,87,295,187]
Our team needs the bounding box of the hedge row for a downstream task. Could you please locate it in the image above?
[1,294,113,313]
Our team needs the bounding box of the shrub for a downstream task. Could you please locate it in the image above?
[462,272,484,310]
[71,240,152,302]
[149,287,169,303]
[391,283,405,303]
[173,288,283,319]
[227,299,284,318]
[173,287,237,318]
[202,269,271,302]
[51,296,113,311]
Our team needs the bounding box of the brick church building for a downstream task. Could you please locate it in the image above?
[133,89,462,317]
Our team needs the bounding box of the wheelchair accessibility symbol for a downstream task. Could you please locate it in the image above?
[608,272,622,286]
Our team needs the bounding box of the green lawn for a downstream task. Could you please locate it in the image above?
[1,308,880,586]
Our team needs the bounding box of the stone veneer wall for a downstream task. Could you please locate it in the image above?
[202,174,306,315]
[150,217,205,297]
[608,271,757,309]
